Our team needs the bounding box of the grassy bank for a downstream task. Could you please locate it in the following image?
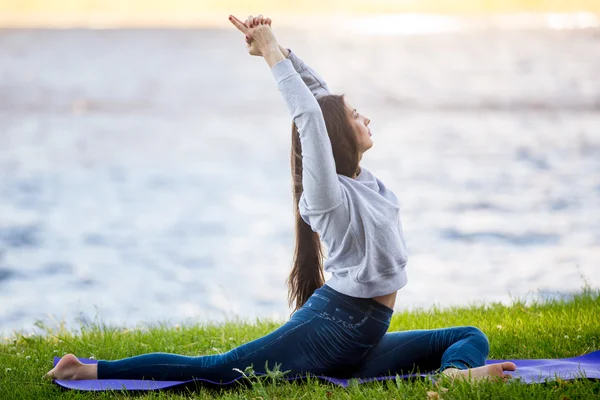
[1,287,599,399]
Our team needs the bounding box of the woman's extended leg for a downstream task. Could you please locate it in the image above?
[46,285,393,382]
[47,312,321,382]
[350,326,493,378]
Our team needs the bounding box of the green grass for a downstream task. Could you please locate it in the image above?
[1,286,599,399]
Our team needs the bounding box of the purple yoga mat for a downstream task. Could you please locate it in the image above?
[52,351,600,391]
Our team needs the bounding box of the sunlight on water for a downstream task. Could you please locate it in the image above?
[351,14,461,36]
[346,13,600,36]
[545,12,599,30]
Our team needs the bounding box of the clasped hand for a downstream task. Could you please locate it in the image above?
[228,14,278,57]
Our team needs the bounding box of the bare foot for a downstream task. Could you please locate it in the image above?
[44,354,97,381]
[441,362,517,383]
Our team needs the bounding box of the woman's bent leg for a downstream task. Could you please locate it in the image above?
[351,326,490,378]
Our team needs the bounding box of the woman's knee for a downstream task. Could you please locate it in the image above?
[462,326,490,357]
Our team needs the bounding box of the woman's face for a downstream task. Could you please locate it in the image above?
[345,99,373,155]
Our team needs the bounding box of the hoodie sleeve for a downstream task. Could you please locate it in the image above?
[285,48,331,99]
[271,59,342,213]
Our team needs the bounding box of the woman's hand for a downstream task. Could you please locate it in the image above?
[229,14,277,57]
[243,14,272,55]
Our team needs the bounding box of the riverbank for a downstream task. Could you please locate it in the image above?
[1,286,598,399]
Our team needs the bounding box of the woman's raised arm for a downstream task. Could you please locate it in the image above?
[229,14,343,213]
[280,46,331,99]
[230,15,331,99]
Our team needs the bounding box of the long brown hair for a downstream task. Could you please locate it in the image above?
[287,94,360,315]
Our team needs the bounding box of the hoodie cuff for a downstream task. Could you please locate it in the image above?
[270,58,297,85]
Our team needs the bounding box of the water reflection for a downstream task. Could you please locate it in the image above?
[0,23,598,336]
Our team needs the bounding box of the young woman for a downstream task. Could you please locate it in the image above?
[45,14,516,383]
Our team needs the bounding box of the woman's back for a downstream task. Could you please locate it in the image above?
[299,165,409,299]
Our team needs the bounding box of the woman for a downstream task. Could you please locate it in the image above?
[45,14,516,383]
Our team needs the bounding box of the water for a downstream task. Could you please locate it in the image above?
[1,23,599,337]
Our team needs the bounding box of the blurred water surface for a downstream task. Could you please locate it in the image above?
[0,22,599,336]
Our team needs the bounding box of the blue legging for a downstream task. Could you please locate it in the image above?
[97,284,489,382]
